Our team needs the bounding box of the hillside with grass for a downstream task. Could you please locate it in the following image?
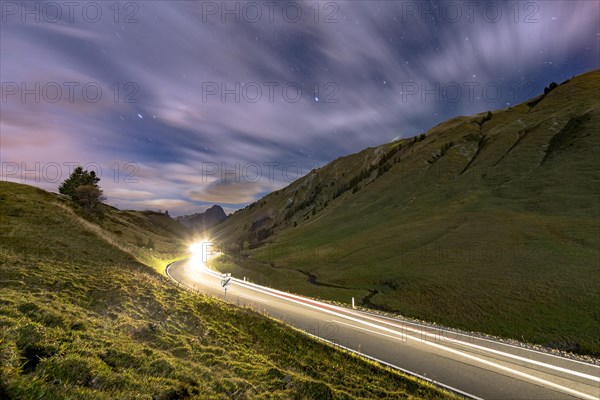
[209,69,600,355]
[0,182,453,399]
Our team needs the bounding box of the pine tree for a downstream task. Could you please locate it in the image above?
[59,166,104,217]
[59,166,100,199]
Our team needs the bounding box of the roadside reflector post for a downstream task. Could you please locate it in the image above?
[221,273,232,301]
[352,297,355,309]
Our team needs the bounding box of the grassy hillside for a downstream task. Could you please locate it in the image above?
[210,69,600,355]
[0,182,453,399]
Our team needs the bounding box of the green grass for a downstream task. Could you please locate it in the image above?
[210,69,600,356]
[0,181,454,399]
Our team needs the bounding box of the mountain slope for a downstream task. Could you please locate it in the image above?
[209,69,600,355]
[0,182,452,399]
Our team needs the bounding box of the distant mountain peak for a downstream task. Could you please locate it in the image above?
[176,205,227,232]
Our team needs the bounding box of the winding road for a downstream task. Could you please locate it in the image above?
[167,258,599,400]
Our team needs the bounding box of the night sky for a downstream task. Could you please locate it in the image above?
[1,1,598,215]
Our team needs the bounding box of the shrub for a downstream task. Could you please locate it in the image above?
[74,185,105,217]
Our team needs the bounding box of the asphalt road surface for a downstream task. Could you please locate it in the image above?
[167,258,599,400]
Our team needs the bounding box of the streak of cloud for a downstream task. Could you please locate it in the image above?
[1,0,598,215]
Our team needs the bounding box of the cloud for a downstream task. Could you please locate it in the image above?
[188,181,269,204]
[108,188,155,200]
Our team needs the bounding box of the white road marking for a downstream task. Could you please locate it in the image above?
[350,312,600,383]
[334,320,407,341]
[359,311,600,369]
[231,279,600,399]
[237,293,268,303]
[237,276,599,384]
[332,322,599,400]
